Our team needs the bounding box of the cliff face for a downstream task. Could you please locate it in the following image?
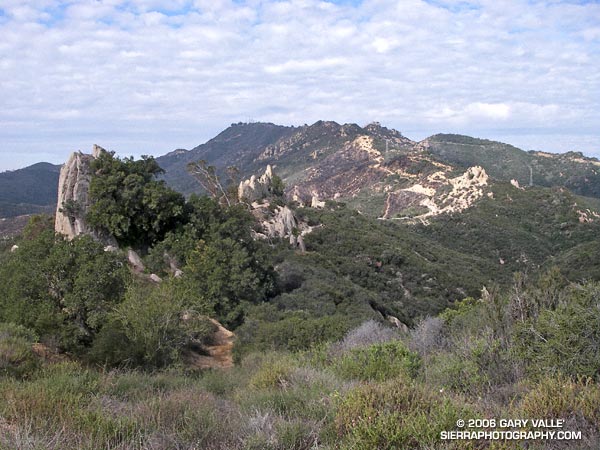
[54,145,116,245]
[54,150,95,239]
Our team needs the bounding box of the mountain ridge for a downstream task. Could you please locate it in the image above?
[0,161,61,218]
[155,121,600,221]
[4,122,600,222]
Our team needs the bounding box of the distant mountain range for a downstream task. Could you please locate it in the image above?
[0,162,61,219]
[156,121,600,219]
[3,121,600,220]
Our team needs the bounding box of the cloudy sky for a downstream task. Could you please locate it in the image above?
[1,0,599,170]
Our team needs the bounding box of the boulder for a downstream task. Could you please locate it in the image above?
[127,249,145,273]
[149,273,162,283]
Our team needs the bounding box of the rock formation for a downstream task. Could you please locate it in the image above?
[184,318,235,370]
[382,166,489,220]
[127,249,145,273]
[510,179,524,190]
[54,145,117,246]
[239,167,312,252]
[54,150,95,239]
[238,164,274,202]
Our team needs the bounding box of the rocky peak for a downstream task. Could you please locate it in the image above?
[364,122,408,140]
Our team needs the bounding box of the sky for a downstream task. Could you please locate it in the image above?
[1,0,599,171]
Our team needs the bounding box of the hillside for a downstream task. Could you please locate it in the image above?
[0,162,60,218]
[416,182,600,277]
[2,144,600,449]
[423,134,600,197]
[157,122,600,222]
[156,122,296,196]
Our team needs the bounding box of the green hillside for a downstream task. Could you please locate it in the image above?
[426,134,600,197]
[0,162,61,218]
[2,151,600,449]
[156,122,295,195]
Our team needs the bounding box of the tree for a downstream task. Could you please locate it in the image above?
[187,160,235,206]
[87,151,186,247]
[0,217,128,353]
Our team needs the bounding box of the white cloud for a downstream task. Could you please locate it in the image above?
[466,102,511,120]
[0,0,599,170]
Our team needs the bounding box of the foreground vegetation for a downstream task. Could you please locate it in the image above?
[1,152,600,448]
[2,275,600,449]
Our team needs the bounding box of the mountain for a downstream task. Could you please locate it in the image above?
[422,134,600,198]
[0,162,61,218]
[157,121,600,221]
[156,122,296,196]
[158,121,600,286]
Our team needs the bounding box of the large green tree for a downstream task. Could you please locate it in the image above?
[0,217,129,352]
[87,151,186,247]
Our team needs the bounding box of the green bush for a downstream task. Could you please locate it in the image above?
[87,151,186,247]
[335,377,477,449]
[423,351,484,394]
[90,281,188,369]
[517,375,600,443]
[514,282,600,379]
[249,355,297,390]
[235,311,351,358]
[0,229,128,355]
[333,340,420,382]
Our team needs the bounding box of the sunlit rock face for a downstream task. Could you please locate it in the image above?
[54,145,116,246]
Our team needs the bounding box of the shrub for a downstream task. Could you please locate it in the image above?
[333,340,420,382]
[517,375,600,445]
[249,356,297,390]
[423,351,484,394]
[275,419,318,450]
[90,281,188,369]
[236,312,351,358]
[408,316,445,355]
[514,282,600,379]
[335,377,478,449]
[0,323,40,379]
[328,319,399,357]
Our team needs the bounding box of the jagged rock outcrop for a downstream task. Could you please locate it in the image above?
[239,167,312,251]
[252,204,308,252]
[54,150,95,239]
[238,164,274,202]
[511,179,524,190]
[261,205,296,238]
[311,194,326,208]
[54,145,117,246]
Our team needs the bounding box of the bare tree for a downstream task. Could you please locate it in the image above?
[187,160,233,206]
